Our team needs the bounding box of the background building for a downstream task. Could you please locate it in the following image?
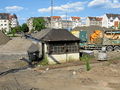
[9,14,19,28]
[86,17,102,27]
[27,17,51,31]
[0,13,18,32]
[102,14,120,29]
[27,16,81,30]
[70,17,81,29]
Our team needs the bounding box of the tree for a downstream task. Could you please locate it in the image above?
[11,25,22,33]
[33,18,46,31]
[10,26,21,36]
[118,23,120,29]
[15,25,22,32]
[21,23,29,33]
[11,28,16,37]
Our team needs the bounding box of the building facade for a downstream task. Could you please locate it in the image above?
[102,14,120,29]
[9,14,19,28]
[27,16,81,30]
[27,17,51,31]
[70,17,81,29]
[0,13,18,32]
[86,17,102,27]
[51,16,62,29]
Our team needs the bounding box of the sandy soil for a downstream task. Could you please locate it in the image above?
[0,59,120,90]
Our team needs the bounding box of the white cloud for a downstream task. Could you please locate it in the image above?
[38,2,86,13]
[60,14,71,19]
[60,15,67,18]
[5,6,24,12]
[88,0,120,8]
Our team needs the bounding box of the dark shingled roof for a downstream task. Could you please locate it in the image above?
[72,26,113,31]
[106,14,120,19]
[0,13,10,19]
[32,29,80,42]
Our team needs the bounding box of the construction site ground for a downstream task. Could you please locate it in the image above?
[0,37,120,90]
[0,58,120,90]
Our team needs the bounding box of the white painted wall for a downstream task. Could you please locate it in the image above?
[11,18,18,28]
[47,53,79,64]
[44,44,79,64]
[102,14,109,28]
[86,17,90,26]
[0,19,10,32]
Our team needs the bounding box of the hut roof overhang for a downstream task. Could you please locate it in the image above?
[32,29,80,42]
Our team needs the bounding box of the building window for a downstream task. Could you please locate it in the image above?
[4,24,7,26]
[4,20,6,22]
[110,20,113,22]
[48,42,79,54]
[1,24,3,26]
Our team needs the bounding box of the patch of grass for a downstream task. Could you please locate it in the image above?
[38,56,48,66]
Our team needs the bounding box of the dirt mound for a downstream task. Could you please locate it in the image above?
[0,31,10,45]
[0,37,32,54]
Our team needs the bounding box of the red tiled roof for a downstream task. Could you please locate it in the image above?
[88,17,102,21]
[71,17,80,20]
[51,16,61,19]
[96,17,103,21]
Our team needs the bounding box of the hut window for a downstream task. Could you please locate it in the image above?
[66,45,78,53]
[48,43,79,54]
[49,45,64,54]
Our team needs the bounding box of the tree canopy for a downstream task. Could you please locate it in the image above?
[118,23,120,29]
[21,23,29,33]
[33,18,46,31]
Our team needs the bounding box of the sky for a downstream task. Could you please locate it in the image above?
[0,0,120,24]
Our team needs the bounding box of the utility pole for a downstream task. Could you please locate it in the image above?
[51,0,53,29]
[66,11,68,29]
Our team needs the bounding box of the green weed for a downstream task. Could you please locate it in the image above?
[81,54,91,71]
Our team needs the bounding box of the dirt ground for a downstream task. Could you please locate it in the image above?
[0,59,120,90]
[0,37,120,90]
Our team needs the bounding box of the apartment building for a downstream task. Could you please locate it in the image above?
[27,16,81,30]
[27,17,51,31]
[86,17,102,27]
[0,13,10,32]
[9,14,19,28]
[51,16,62,29]
[70,17,81,29]
[0,13,18,32]
[102,14,120,29]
